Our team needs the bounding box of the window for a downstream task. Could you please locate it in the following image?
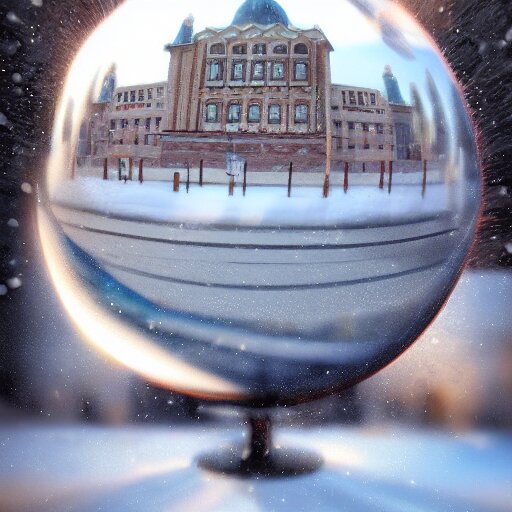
[146,103,152,108]
[117,93,122,103]
[268,104,281,124]
[228,103,241,123]
[121,119,128,129]
[130,90,136,103]
[252,43,266,55]
[252,61,265,80]
[273,44,288,54]
[155,117,162,129]
[232,43,247,55]
[358,92,364,105]
[294,62,308,81]
[110,120,116,130]
[147,88,153,100]
[272,62,285,80]
[145,118,151,130]
[295,104,309,123]
[364,143,370,149]
[156,87,164,98]
[349,91,356,105]
[370,93,376,105]
[134,118,140,126]
[210,43,225,54]
[348,121,355,130]
[206,104,219,122]
[156,102,164,109]
[123,91,129,102]
[294,43,308,54]
[232,61,245,81]
[331,105,339,111]
[362,123,369,132]
[138,90,144,101]
[376,123,384,134]
[134,135,139,146]
[348,143,355,149]
[208,60,223,81]
[378,144,384,150]
[342,91,346,105]
[248,104,261,123]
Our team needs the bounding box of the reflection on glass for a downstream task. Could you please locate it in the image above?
[42,0,480,405]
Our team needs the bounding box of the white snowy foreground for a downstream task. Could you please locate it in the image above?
[0,425,510,512]
[51,177,450,227]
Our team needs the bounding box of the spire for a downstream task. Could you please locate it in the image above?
[172,14,194,46]
[232,0,290,27]
[98,64,116,103]
[382,65,405,105]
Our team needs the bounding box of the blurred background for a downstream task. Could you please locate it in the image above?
[0,0,511,431]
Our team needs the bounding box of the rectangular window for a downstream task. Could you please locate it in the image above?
[232,61,245,81]
[364,143,370,149]
[253,43,266,55]
[134,135,139,146]
[155,117,162,129]
[378,144,384,150]
[252,62,265,80]
[117,93,122,103]
[348,143,355,149]
[362,123,369,132]
[228,103,241,123]
[348,121,355,130]
[110,120,116,130]
[209,60,223,81]
[156,87,164,98]
[294,62,308,81]
[121,119,128,129]
[134,118,140,126]
[232,44,247,55]
[138,90,144,101]
[248,104,261,123]
[295,104,309,124]
[146,103,152,108]
[376,123,384,134]
[123,91,129,102]
[206,104,218,122]
[147,88,153,100]
[272,62,285,80]
[145,118,151,130]
[342,91,346,105]
[349,91,356,105]
[357,92,364,105]
[130,90,136,103]
[268,104,281,124]
[156,102,164,109]
[370,93,376,105]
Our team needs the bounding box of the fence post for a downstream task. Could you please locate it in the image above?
[288,162,293,198]
[186,162,190,193]
[243,160,248,197]
[229,176,235,196]
[199,159,204,187]
[379,161,385,189]
[128,157,133,181]
[344,162,349,193]
[422,159,427,197]
[388,161,393,194]
[138,159,144,184]
[173,172,180,192]
[103,158,108,180]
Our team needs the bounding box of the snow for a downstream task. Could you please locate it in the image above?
[51,177,450,227]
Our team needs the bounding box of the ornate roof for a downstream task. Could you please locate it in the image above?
[231,0,290,27]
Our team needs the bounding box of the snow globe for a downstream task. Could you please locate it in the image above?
[40,0,480,476]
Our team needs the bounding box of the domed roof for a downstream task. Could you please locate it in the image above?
[232,0,290,27]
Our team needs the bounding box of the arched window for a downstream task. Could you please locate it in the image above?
[209,43,225,55]
[232,43,247,55]
[252,43,267,55]
[294,43,308,54]
[273,44,288,55]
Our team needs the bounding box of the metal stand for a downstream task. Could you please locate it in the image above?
[197,414,322,478]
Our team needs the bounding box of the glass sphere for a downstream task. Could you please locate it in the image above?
[41,0,480,406]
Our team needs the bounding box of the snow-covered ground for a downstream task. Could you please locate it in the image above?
[52,177,450,227]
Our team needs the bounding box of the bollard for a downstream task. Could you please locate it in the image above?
[362,162,366,173]
[388,161,393,194]
[103,158,108,180]
[379,161,385,189]
[118,159,122,181]
[243,160,248,197]
[229,176,235,196]
[186,162,190,193]
[199,159,204,187]
[422,160,427,197]
[173,172,180,192]
[128,157,133,181]
[323,174,330,198]
[288,162,293,198]
[344,162,349,193]
[138,159,144,184]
